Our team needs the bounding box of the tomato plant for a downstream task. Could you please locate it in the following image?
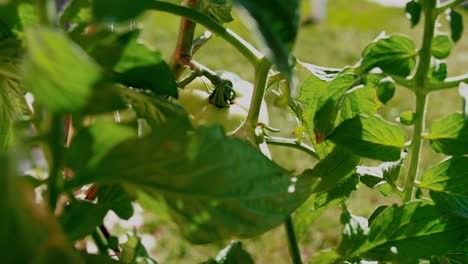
[0,0,467,263]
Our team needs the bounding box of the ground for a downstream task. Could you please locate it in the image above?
[126,0,468,262]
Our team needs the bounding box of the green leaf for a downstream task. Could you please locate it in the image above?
[120,232,158,264]
[340,84,382,121]
[419,157,468,218]
[76,126,315,243]
[80,82,128,115]
[59,0,92,26]
[0,38,26,151]
[0,1,37,39]
[294,174,359,241]
[94,0,298,79]
[81,254,121,264]
[405,0,421,27]
[449,9,463,42]
[298,73,356,143]
[431,191,468,219]
[23,27,101,112]
[328,202,468,262]
[397,111,414,126]
[59,200,108,241]
[66,120,136,173]
[112,31,178,98]
[119,88,192,131]
[337,209,369,258]
[0,154,80,263]
[308,250,341,264]
[425,113,468,156]
[328,115,407,161]
[432,254,468,264]
[356,155,404,190]
[431,34,453,59]
[358,34,417,77]
[361,202,468,262]
[212,241,254,264]
[233,0,300,79]
[303,147,359,192]
[200,0,234,23]
[375,78,396,104]
[75,29,178,98]
[98,185,134,220]
[431,61,448,81]
[93,0,153,23]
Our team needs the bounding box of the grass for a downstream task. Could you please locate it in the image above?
[133,0,468,263]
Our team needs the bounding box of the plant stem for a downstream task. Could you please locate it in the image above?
[47,113,65,211]
[246,58,271,127]
[146,1,263,65]
[264,136,319,160]
[403,92,427,202]
[436,0,465,14]
[404,0,435,202]
[92,228,108,254]
[170,0,198,78]
[388,74,414,90]
[285,217,302,264]
[429,73,468,91]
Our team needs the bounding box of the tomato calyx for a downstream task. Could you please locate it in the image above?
[207,75,236,108]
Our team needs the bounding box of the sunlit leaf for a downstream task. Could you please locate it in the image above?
[312,202,468,262]
[298,72,356,143]
[340,84,382,121]
[425,113,468,156]
[23,27,101,112]
[328,115,407,161]
[431,34,453,59]
[419,157,468,218]
[294,174,359,241]
[358,34,417,77]
[0,38,26,151]
[397,111,414,126]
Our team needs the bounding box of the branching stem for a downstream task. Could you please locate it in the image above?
[404,0,435,202]
[170,0,199,78]
[145,1,262,66]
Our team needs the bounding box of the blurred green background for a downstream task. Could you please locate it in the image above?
[123,0,468,262]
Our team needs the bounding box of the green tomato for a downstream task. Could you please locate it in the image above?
[176,72,269,135]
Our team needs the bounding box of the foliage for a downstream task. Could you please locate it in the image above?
[0,0,467,263]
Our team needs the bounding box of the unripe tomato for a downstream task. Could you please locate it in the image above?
[175,72,269,135]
